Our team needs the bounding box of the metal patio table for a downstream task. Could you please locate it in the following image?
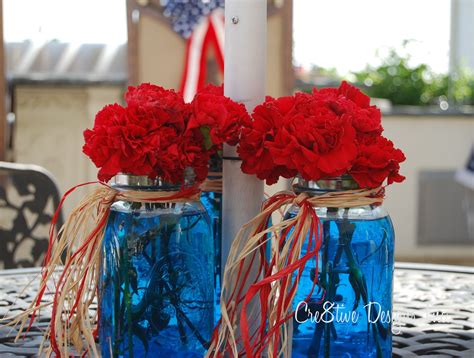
[0,262,472,357]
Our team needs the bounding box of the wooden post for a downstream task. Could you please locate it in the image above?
[0,0,5,161]
[282,0,294,95]
[126,0,139,86]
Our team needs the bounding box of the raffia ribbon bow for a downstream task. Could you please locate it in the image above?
[207,187,383,358]
[5,182,200,357]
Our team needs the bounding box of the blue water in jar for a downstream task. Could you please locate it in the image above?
[99,201,214,358]
[200,191,222,324]
[289,207,394,358]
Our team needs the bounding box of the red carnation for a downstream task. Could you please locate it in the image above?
[125,83,185,112]
[271,92,358,181]
[181,129,210,183]
[83,104,161,182]
[125,83,188,130]
[350,136,406,188]
[188,84,251,150]
[314,82,383,140]
[352,107,383,142]
[238,96,298,185]
[337,80,371,108]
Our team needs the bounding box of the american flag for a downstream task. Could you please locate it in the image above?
[161,0,225,102]
[161,0,225,38]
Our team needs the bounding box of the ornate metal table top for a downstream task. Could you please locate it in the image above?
[0,263,472,357]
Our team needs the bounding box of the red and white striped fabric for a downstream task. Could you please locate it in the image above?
[180,9,225,103]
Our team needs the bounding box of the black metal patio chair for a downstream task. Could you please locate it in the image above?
[0,161,63,269]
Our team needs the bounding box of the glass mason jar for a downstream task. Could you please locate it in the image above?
[99,174,215,358]
[289,176,394,358]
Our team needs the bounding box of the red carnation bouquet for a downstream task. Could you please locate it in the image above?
[9,83,251,357]
[238,81,405,187]
[210,82,406,357]
[83,83,250,184]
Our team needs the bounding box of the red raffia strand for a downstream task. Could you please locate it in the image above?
[3,181,200,357]
[206,187,384,358]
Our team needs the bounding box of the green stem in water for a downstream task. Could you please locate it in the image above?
[337,209,383,358]
[308,208,338,357]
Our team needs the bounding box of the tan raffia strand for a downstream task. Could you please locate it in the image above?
[200,171,223,193]
[3,183,200,357]
[207,187,383,358]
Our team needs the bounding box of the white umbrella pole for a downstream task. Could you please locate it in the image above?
[222,0,266,272]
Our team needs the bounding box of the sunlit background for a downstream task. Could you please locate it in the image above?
[4,0,452,72]
[294,0,451,74]
[4,0,127,44]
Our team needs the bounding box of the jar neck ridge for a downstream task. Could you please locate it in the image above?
[292,175,359,196]
[110,172,195,192]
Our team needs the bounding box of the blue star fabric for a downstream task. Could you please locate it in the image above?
[161,0,225,38]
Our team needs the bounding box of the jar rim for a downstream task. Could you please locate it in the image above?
[292,175,360,195]
[110,170,195,191]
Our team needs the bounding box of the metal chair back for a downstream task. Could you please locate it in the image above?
[0,161,63,268]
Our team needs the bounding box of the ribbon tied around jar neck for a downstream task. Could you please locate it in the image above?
[208,187,384,358]
[5,181,201,357]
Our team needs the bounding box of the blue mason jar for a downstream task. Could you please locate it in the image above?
[99,174,214,357]
[289,176,394,358]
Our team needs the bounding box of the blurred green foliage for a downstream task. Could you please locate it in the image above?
[450,67,474,105]
[352,45,474,106]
